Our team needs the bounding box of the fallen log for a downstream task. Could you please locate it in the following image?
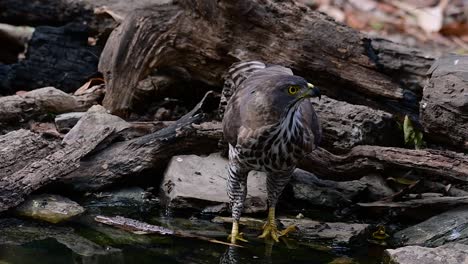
[0,119,114,212]
[0,129,61,180]
[301,146,468,182]
[312,96,400,152]
[60,92,222,191]
[420,54,468,151]
[0,86,103,126]
[99,0,434,118]
[358,196,468,209]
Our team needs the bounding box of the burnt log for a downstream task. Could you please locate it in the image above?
[0,23,101,95]
[420,55,468,151]
[99,0,434,118]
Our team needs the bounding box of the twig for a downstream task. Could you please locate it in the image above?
[95,215,242,247]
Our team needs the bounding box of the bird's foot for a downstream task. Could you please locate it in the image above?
[228,221,248,244]
[258,222,297,243]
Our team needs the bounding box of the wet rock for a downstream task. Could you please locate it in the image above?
[384,243,468,264]
[212,216,369,246]
[80,187,159,215]
[54,112,85,133]
[394,206,468,247]
[15,194,85,223]
[359,174,395,200]
[0,218,119,257]
[279,218,370,245]
[290,169,367,207]
[161,153,267,213]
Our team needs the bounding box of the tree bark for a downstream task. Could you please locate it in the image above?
[0,125,113,212]
[99,0,434,118]
[0,129,60,180]
[301,146,468,183]
[420,54,468,151]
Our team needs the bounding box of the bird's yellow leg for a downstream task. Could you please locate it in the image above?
[227,220,248,244]
[259,207,297,242]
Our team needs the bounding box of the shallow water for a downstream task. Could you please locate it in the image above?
[0,193,386,264]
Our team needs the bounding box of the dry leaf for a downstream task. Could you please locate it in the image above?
[74,78,104,95]
[440,22,468,37]
[391,0,449,33]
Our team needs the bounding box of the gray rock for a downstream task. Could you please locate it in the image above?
[384,243,468,264]
[394,206,468,247]
[62,105,130,145]
[290,169,367,207]
[15,194,85,224]
[279,218,369,245]
[54,112,85,133]
[161,153,267,213]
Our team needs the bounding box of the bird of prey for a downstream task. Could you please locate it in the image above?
[221,61,322,243]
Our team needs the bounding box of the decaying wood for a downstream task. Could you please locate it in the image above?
[0,86,103,125]
[301,146,468,182]
[0,23,102,95]
[358,196,468,209]
[60,92,222,191]
[420,54,468,150]
[0,121,114,212]
[95,215,238,247]
[0,129,60,180]
[99,0,434,117]
[312,96,400,152]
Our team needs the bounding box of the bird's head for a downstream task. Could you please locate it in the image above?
[266,75,321,112]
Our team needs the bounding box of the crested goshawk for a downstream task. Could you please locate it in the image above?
[221,61,322,243]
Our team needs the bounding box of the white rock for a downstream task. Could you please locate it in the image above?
[161,153,267,213]
[385,243,468,264]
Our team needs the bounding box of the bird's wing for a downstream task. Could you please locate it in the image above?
[299,100,322,150]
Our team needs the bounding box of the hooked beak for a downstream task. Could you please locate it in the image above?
[306,83,321,100]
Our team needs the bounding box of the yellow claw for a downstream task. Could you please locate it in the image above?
[258,207,297,243]
[228,221,248,244]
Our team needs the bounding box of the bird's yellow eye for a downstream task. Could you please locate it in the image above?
[288,85,300,95]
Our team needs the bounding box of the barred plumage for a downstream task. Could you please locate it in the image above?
[221,61,321,243]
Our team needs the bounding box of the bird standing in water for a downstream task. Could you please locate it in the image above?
[221,61,322,243]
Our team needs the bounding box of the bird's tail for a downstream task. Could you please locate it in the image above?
[218,61,266,119]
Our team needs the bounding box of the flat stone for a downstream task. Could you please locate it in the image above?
[394,206,468,247]
[212,216,369,245]
[62,105,130,145]
[384,243,468,264]
[15,194,85,224]
[290,169,367,208]
[161,153,267,213]
[54,112,85,133]
[279,218,370,245]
